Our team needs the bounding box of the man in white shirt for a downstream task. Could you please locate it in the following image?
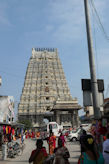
[103,133,109,164]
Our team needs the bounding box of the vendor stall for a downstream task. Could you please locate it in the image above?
[0,122,24,160]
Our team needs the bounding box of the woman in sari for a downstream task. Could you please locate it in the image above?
[54,138,70,164]
[78,134,104,164]
[59,132,66,146]
[47,132,56,155]
[29,139,48,164]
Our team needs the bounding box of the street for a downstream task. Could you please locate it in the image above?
[0,138,80,164]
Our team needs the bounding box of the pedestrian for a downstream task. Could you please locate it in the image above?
[36,131,40,139]
[47,131,56,155]
[53,138,70,164]
[106,122,109,133]
[21,132,25,144]
[23,132,25,143]
[29,139,48,164]
[80,129,87,154]
[0,131,4,150]
[78,134,104,164]
[59,132,66,146]
[103,133,109,164]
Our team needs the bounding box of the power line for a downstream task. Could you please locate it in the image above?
[90,0,109,41]
[105,84,109,98]
[89,0,109,99]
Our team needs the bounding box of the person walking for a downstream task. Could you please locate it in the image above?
[80,129,87,154]
[78,134,104,164]
[53,138,70,164]
[29,139,48,164]
[47,131,56,155]
[103,133,109,164]
[59,132,66,146]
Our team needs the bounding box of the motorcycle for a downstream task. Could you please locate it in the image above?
[7,141,22,158]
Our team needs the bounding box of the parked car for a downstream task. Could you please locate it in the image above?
[67,128,82,142]
[81,123,92,131]
[62,130,70,137]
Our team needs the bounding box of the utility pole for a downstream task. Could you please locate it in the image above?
[0,76,2,86]
[84,0,101,119]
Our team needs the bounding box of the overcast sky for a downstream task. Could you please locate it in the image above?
[0,0,109,116]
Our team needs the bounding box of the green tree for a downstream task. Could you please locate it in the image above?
[18,119,32,129]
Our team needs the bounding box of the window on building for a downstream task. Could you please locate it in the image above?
[46,97,49,100]
[46,106,50,111]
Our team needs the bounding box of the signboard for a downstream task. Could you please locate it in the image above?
[83,91,104,107]
[81,79,104,107]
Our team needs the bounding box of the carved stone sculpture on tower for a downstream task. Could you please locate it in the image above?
[18,48,81,128]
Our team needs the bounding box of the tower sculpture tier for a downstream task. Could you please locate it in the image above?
[18,48,81,128]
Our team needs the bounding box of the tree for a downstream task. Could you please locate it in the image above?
[18,119,32,129]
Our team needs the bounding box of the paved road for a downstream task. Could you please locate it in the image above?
[0,139,80,164]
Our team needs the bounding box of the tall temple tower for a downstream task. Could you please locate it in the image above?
[18,48,81,128]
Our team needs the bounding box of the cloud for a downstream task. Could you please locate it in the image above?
[47,0,85,41]
[45,25,54,32]
[45,0,107,43]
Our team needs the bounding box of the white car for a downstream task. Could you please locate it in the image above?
[68,128,82,142]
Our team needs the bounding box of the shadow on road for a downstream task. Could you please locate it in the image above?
[0,159,10,162]
[70,155,80,159]
[69,154,80,164]
[5,160,28,163]
[70,149,80,153]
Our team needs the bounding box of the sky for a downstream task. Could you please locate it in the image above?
[0,0,109,117]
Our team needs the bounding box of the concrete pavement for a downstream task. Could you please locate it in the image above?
[0,139,80,164]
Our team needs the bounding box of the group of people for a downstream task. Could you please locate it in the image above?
[28,127,109,164]
[79,128,109,164]
[47,131,65,155]
[29,131,70,164]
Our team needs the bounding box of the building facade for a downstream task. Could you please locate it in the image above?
[0,96,14,123]
[18,48,81,128]
[104,98,109,117]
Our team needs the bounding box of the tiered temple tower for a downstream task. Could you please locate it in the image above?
[18,48,81,128]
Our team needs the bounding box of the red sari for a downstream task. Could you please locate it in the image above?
[48,135,56,155]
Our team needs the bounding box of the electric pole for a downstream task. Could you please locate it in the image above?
[84,0,101,119]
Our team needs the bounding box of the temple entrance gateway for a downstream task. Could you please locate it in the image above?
[52,100,81,127]
[18,48,81,128]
